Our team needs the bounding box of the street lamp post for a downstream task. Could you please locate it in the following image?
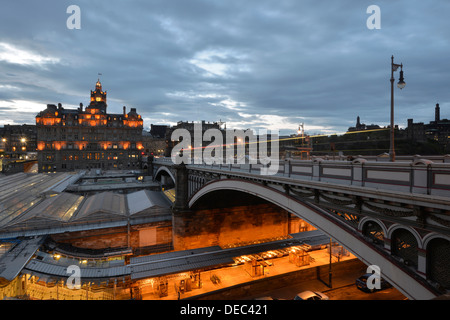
[389,55,406,162]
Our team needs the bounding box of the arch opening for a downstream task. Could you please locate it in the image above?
[391,228,419,268]
[154,167,175,189]
[427,237,450,290]
[188,179,440,299]
[362,220,385,247]
[179,189,316,250]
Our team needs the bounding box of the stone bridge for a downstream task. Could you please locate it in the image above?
[152,157,450,300]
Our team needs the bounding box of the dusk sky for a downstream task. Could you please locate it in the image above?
[1,1,450,136]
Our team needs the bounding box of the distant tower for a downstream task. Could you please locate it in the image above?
[89,79,107,113]
[435,103,440,122]
[356,116,361,128]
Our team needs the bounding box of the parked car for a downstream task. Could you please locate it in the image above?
[294,291,329,300]
[356,273,392,293]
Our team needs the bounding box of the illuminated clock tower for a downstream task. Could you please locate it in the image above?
[89,79,107,113]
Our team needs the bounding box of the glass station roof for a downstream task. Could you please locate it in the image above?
[0,172,171,236]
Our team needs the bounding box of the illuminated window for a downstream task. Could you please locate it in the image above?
[96,97,102,102]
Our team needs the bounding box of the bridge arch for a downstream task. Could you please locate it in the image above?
[154,166,176,185]
[189,179,438,299]
[387,224,423,249]
[422,233,450,248]
[358,217,387,246]
[389,227,420,268]
[424,236,450,289]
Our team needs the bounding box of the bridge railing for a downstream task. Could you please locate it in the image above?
[153,157,450,197]
[283,158,450,197]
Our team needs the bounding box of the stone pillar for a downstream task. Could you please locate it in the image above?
[147,155,154,176]
[173,163,189,212]
[417,248,427,279]
[172,163,191,250]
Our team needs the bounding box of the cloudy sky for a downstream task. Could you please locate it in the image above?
[1,1,449,136]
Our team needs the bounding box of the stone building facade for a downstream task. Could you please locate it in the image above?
[36,80,144,172]
[0,124,37,158]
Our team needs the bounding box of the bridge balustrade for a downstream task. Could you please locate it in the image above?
[157,157,450,197]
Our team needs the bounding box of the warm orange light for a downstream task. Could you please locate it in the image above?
[37,142,45,151]
[55,111,58,116]
[76,142,86,150]
[124,120,143,128]
[41,117,56,126]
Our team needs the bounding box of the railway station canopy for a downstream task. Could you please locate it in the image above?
[0,172,172,238]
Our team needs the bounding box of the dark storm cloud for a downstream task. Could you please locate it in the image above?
[1,0,450,134]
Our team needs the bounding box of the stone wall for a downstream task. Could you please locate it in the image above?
[51,221,172,251]
[50,205,314,254]
[173,203,315,251]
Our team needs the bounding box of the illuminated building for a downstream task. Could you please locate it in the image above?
[0,124,37,158]
[36,80,144,172]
